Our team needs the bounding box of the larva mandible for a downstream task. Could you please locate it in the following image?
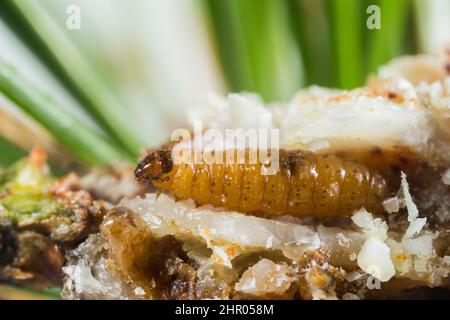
[135,147,391,218]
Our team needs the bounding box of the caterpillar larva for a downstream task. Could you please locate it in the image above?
[135,147,392,218]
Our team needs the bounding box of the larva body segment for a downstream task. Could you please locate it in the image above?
[191,163,211,205]
[240,164,265,212]
[223,163,244,211]
[263,162,290,215]
[313,155,342,217]
[172,164,194,200]
[284,152,315,216]
[209,162,225,207]
[135,148,391,218]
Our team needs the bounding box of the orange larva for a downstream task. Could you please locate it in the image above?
[135,147,391,218]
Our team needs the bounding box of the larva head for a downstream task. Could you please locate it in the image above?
[135,148,173,184]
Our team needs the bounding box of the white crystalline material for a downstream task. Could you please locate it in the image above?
[414,259,428,273]
[443,256,450,265]
[134,287,145,296]
[278,88,432,148]
[349,253,357,261]
[381,173,435,276]
[416,78,450,110]
[342,293,360,300]
[403,218,427,239]
[442,169,450,185]
[350,174,434,282]
[377,55,445,85]
[351,210,394,282]
[187,92,274,131]
[183,92,276,158]
[235,259,295,296]
[211,246,232,268]
[402,234,434,258]
[62,235,124,299]
[357,237,395,282]
[179,93,277,154]
[382,197,400,214]
[63,263,106,296]
[389,79,419,101]
[414,76,450,139]
[190,82,435,152]
[345,271,362,282]
[227,93,275,130]
[351,209,376,229]
[336,233,350,248]
[265,236,273,249]
[55,224,70,235]
[111,189,445,287]
[351,208,388,240]
[237,277,256,292]
[398,172,427,240]
[399,172,419,223]
[121,194,321,256]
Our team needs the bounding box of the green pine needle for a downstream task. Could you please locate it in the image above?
[204,0,302,101]
[367,0,411,73]
[328,0,365,89]
[0,135,26,167]
[0,58,128,165]
[0,0,144,156]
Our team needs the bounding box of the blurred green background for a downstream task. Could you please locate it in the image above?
[1,0,449,168]
[0,0,449,300]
